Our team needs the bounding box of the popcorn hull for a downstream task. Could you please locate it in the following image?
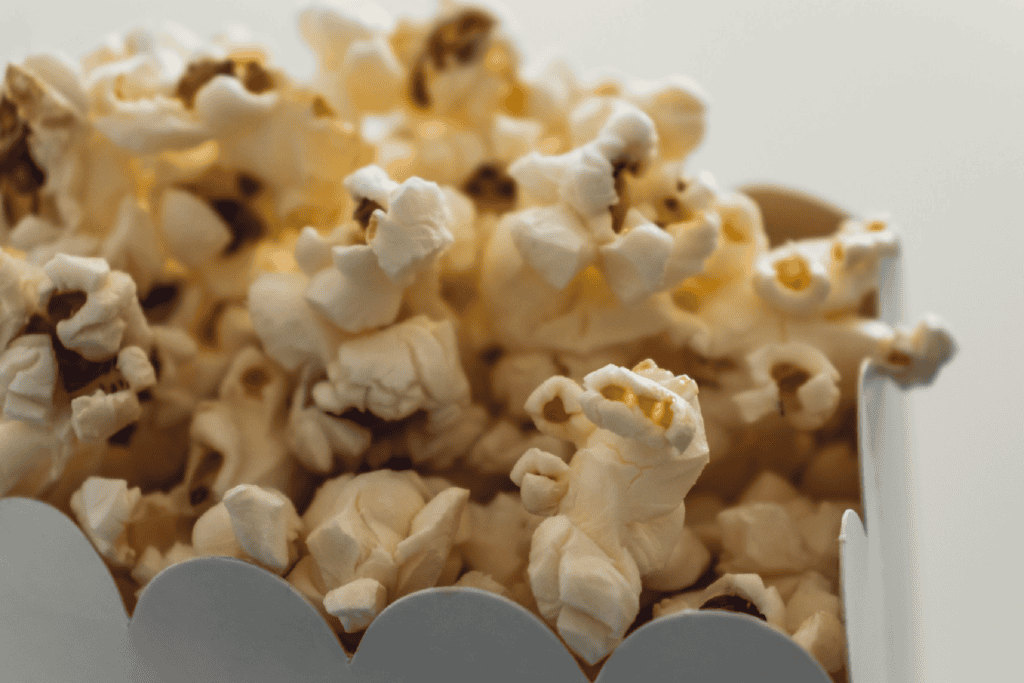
[0,188,916,683]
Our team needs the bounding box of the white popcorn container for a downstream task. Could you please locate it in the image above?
[0,186,919,683]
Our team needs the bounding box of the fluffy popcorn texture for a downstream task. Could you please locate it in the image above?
[511,361,710,664]
[0,3,957,679]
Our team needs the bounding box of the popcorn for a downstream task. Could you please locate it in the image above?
[42,253,152,361]
[70,387,142,443]
[193,484,302,574]
[0,334,57,424]
[653,572,787,631]
[733,341,842,430]
[878,315,957,386]
[512,360,709,664]
[792,609,846,673]
[301,470,469,633]
[182,346,294,508]
[326,315,469,420]
[0,6,959,681]
[717,502,814,576]
[753,242,832,316]
[157,189,233,268]
[69,475,142,566]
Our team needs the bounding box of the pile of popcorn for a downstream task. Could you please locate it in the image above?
[0,1,955,678]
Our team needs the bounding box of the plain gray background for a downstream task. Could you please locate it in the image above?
[0,1,1020,681]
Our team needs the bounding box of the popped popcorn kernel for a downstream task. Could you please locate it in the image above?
[0,6,957,681]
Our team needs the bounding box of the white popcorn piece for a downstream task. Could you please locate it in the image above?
[299,1,393,72]
[20,51,89,116]
[492,114,544,164]
[437,186,478,272]
[508,144,618,239]
[785,572,841,633]
[8,215,63,253]
[514,361,709,664]
[0,419,61,497]
[193,74,278,137]
[301,168,454,332]
[116,345,156,392]
[69,476,142,567]
[222,484,302,574]
[399,6,514,125]
[286,368,371,474]
[361,173,454,284]
[0,251,50,351]
[598,212,673,304]
[0,334,57,425]
[510,447,571,517]
[654,573,787,632]
[522,374,595,447]
[557,145,620,230]
[83,25,210,155]
[183,346,293,506]
[101,197,165,295]
[792,610,846,673]
[509,205,595,290]
[343,164,400,212]
[835,214,899,269]
[878,315,957,387]
[393,486,470,595]
[42,254,152,361]
[641,526,711,592]
[131,542,197,589]
[323,577,388,632]
[578,363,701,453]
[591,100,658,175]
[733,342,842,430]
[568,97,658,176]
[248,271,346,372]
[717,502,813,575]
[402,401,489,470]
[677,170,721,217]
[482,216,673,353]
[753,242,831,316]
[508,151,569,208]
[157,188,233,268]
[456,492,539,595]
[70,389,142,443]
[192,499,246,560]
[792,500,846,573]
[661,210,720,289]
[627,75,708,160]
[568,96,623,150]
[325,315,470,425]
[303,470,469,632]
[338,36,404,113]
[293,226,335,276]
[41,253,109,292]
[304,244,404,333]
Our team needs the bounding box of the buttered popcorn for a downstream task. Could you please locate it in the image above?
[0,2,955,680]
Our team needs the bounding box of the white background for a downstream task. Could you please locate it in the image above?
[1,0,1021,680]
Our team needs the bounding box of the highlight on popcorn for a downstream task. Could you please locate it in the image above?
[0,0,955,678]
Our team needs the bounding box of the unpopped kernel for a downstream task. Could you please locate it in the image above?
[0,2,955,679]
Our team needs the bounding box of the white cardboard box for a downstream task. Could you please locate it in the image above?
[0,187,915,683]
